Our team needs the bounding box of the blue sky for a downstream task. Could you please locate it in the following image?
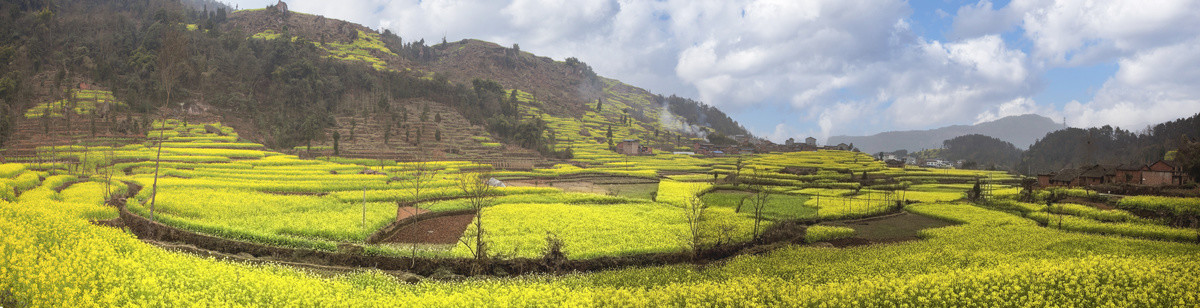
[226,0,1200,143]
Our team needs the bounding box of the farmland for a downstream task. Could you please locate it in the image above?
[4,0,1199,305]
[1,120,1198,307]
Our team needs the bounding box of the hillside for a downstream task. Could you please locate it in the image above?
[828,114,1064,154]
[1019,112,1200,174]
[217,7,749,161]
[0,0,749,163]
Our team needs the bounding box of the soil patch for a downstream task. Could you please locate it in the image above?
[827,237,872,247]
[395,206,430,221]
[382,213,475,245]
[820,211,957,245]
[507,176,659,198]
[507,179,607,194]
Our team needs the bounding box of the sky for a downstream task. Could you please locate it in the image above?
[225,0,1200,143]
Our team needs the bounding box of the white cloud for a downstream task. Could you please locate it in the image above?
[948,0,1022,40]
[935,9,949,19]
[953,0,1200,66]
[758,123,797,144]
[945,0,1200,131]
[224,0,1200,142]
[974,97,1043,124]
[1065,37,1200,129]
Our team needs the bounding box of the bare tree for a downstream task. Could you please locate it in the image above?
[149,25,189,221]
[404,159,435,265]
[747,169,772,240]
[404,160,435,214]
[456,168,496,263]
[1045,190,1064,229]
[103,146,115,202]
[680,184,708,258]
[733,157,744,186]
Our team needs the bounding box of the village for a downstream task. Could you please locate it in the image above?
[1038,160,1192,188]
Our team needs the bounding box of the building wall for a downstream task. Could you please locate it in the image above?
[1037,175,1052,187]
[1114,170,1141,184]
[616,142,639,155]
[1143,171,1172,186]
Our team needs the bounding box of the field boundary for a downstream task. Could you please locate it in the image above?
[110,186,920,278]
[115,200,857,278]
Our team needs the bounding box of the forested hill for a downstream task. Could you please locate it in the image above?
[1018,112,1200,174]
[0,0,749,159]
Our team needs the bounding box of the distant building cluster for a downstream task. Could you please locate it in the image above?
[1037,160,1191,187]
[614,139,653,156]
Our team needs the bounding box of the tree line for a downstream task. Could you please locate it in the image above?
[937,113,1200,181]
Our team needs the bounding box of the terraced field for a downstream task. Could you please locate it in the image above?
[2,119,1197,306]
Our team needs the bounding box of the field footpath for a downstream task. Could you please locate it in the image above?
[105,180,961,279]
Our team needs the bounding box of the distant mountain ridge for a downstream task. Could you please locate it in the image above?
[827,114,1064,154]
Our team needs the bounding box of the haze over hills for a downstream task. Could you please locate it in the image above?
[827,114,1065,154]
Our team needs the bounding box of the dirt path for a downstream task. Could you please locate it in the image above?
[381,213,475,245]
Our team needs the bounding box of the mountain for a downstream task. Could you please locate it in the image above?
[0,0,749,162]
[827,114,1064,154]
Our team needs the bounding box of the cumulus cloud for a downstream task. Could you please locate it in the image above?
[965,0,1200,129]
[1019,0,1200,66]
[974,97,1044,124]
[1065,37,1200,129]
[948,0,1022,40]
[226,0,1200,143]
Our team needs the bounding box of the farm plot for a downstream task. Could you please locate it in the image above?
[701,190,816,220]
[448,201,749,259]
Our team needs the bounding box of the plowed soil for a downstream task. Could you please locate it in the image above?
[395,207,430,220]
[381,213,475,245]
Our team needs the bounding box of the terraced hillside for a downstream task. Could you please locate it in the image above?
[301,99,543,167]
[2,83,144,160]
[222,7,743,163]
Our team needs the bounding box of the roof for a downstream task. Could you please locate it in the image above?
[1149,160,1179,171]
[1079,165,1117,178]
[1051,169,1083,182]
[620,139,639,142]
[1116,163,1146,171]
